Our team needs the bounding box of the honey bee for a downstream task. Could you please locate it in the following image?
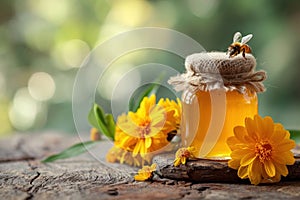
[227,32,253,59]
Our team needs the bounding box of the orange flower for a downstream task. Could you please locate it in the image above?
[174,146,196,167]
[134,163,157,181]
[114,95,181,159]
[227,115,296,185]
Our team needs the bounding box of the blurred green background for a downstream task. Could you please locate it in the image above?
[0,0,299,136]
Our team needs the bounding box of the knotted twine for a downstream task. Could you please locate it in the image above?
[168,52,267,95]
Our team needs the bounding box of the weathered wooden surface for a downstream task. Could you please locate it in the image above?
[0,133,135,199]
[1,133,300,199]
[154,153,300,183]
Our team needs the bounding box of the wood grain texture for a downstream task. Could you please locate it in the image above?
[1,133,300,199]
[0,133,135,200]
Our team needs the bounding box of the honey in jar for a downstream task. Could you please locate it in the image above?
[169,52,266,159]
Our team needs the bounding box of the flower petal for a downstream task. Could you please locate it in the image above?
[150,163,157,170]
[238,166,248,179]
[150,127,162,136]
[134,163,155,182]
[276,140,296,152]
[145,137,152,149]
[261,116,274,138]
[240,152,257,166]
[120,135,136,148]
[272,151,295,165]
[231,149,251,160]
[264,160,276,177]
[270,129,286,143]
[150,109,165,126]
[134,174,147,181]
[271,153,288,165]
[228,159,241,170]
[254,115,264,138]
[227,136,244,151]
[248,158,262,185]
[181,157,186,165]
[140,141,146,156]
[270,173,281,183]
[245,117,258,139]
[174,158,181,167]
[132,140,142,157]
[284,130,291,139]
[275,164,288,177]
[233,126,249,143]
[281,151,295,165]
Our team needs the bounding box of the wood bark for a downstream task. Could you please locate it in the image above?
[154,153,300,183]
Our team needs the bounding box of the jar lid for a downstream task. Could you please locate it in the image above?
[185,52,255,75]
[168,52,267,94]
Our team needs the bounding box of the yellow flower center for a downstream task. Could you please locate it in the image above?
[255,141,272,162]
[176,148,190,158]
[138,121,151,138]
[139,125,151,138]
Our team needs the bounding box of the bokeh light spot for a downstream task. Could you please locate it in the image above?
[52,39,90,70]
[28,72,56,101]
[110,0,153,27]
[187,0,219,18]
[9,88,39,131]
[28,0,70,25]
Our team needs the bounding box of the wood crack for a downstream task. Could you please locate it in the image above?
[25,171,40,200]
[24,160,41,200]
[0,157,35,163]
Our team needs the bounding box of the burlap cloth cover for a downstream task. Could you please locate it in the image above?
[168,52,267,94]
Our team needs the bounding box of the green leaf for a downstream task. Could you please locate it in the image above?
[129,73,165,112]
[88,104,100,129]
[289,130,300,144]
[128,83,159,112]
[41,141,98,163]
[94,105,114,140]
[128,97,135,112]
[88,103,115,141]
[105,114,115,140]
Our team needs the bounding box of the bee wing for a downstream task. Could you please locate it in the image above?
[233,32,242,42]
[241,34,253,44]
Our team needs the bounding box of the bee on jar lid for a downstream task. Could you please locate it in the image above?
[227,32,253,59]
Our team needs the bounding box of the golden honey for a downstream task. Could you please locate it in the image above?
[181,88,258,159]
[169,52,266,160]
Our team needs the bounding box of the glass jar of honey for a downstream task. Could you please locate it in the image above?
[169,52,266,159]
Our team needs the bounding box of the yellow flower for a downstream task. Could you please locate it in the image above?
[114,95,181,159]
[174,146,196,167]
[158,97,182,129]
[227,115,296,185]
[106,146,123,163]
[134,163,157,181]
[106,146,151,167]
[90,127,101,141]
